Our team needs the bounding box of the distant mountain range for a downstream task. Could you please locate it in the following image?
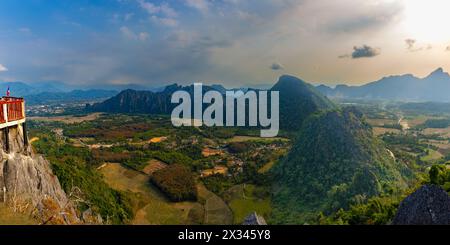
[25,90,119,105]
[0,81,67,97]
[0,80,165,96]
[317,68,450,102]
[0,81,169,105]
[6,67,450,105]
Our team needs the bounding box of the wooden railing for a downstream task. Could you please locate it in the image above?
[0,97,25,124]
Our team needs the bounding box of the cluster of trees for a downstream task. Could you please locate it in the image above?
[429,164,450,191]
[65,122,152,142]
[382,123,403,130]
[320,163,450,225]
[227,142,250,154]
[92,142,210,172]
[382,133,429,155]
[419,118,450,129]
[91,148,131,163]
[202,174,238,196]
[317,196,401,225]
[151,164,198,202]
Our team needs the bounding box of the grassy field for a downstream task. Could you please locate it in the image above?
[420,149,443,162]
[423,127,450,138]
[406,115,440,128]
[197,184,233,225]
[142,159,167,175]
[366,118,398,127]
[0,204,36,225]
[29,112,102,124]
[99,162,234,224]
[223,184,272,224]
[99,162,197,224]
[373,127,401,136]
[258,160,277,173]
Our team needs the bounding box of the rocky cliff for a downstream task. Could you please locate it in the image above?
[0,124,79,224]
[392,185,450,225]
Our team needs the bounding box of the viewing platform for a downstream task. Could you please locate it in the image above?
[0,97,26,129]
[0,96,27,153]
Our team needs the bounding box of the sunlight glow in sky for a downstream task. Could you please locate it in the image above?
[0,0,450,87]
[402,0,450,43]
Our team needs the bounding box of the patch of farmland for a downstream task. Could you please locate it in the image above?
[142,159,168,175]
[197,184,233,225]
[99,162,197,224]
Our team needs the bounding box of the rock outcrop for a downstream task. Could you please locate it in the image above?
[0,124,79,224]
[392,185,450,225]
[242,212,267,225]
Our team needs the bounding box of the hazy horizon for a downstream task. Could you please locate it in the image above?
[1,0,450,87]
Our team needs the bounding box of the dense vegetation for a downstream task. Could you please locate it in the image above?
[429,164,450,191]
[31,132,133,224]
[317,195,401,225]
[271,107,413,224]
[320,163,450,225]
[151,164,198,202]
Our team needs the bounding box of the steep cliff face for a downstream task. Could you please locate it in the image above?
[0,124,79,224]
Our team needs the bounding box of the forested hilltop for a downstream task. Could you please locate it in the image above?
[271,107,414,224]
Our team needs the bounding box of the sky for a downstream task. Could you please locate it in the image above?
[1,0,450,88]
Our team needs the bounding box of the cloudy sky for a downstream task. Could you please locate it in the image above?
[1,0,450,87]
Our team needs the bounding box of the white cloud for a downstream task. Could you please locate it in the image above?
[150,16,178,27]
[124,13,134,21]
[137,0,178,26]
[138,32,150,41]
[137,0,177,17]
[120,26,149,41]
[120,26,135,39]
[185,0,210,13]
[0,64,8,72]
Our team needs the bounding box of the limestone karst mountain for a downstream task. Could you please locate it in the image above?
[272,107,412,223]
[87,75,336,132]
[270,75,336,131]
